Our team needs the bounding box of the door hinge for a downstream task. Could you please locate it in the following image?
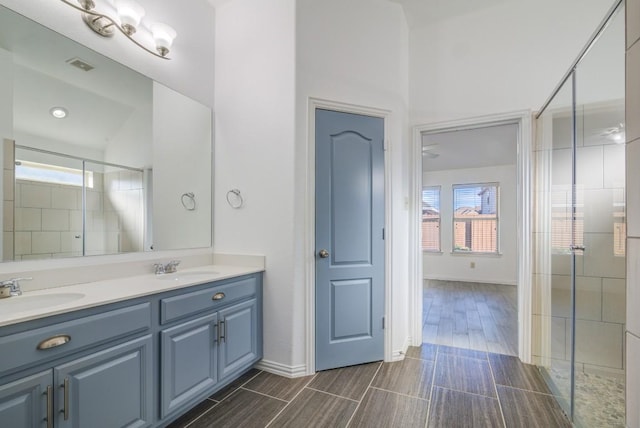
[382,228,385,240]
[382,317,385,330]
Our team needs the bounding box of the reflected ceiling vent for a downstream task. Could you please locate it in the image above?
[66,57,95,72]
[422,143,440,159]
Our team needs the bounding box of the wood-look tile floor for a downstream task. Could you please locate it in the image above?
[168,343,571,428]
[423,280,518,356]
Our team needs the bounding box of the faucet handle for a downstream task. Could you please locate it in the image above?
[153,263,165,275]
[168,260,181,266]
[5,277,31,296]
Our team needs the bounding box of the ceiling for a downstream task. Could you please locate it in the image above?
[0,4,150,151]
[422,124,518,172]
[388,0,508,28]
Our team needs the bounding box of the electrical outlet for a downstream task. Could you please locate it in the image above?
[470,262,476,268]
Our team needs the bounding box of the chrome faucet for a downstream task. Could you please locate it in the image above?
[153,260,181,275]
[0,277,33,298]
[165,260,181,273]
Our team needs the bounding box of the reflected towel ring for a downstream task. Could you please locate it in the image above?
[181,192,196,211]
[226,189,244,209]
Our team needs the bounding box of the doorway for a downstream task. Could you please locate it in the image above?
[421,124,519,355]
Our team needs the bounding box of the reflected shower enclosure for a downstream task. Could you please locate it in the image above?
[5,144,146,261]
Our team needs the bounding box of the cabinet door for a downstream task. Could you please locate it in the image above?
[218,299,259,380]
[0,371,50,428]
[160,313,218,418]
[55,335,153,428]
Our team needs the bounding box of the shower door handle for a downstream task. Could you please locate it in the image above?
[570,245,585,252]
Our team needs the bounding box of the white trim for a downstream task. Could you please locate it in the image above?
[305,98,393,376]
[411,110,534,363]
[254,360,308,379]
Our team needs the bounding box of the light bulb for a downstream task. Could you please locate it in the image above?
[50,107,68,119]
[150,23,177,57]
[115,0,145,35]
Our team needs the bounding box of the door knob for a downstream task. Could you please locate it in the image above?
[318,249,330,258]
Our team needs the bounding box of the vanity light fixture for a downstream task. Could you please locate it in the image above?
[50,107,68,119]
[59,0,177,60]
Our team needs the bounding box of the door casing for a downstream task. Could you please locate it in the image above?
[305,98,392,376]
[410,111,534,363]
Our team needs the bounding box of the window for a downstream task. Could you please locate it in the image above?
[422,186,440,251]
[15,160,93,188]
[453,184,499,253]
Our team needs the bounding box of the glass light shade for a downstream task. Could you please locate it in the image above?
[115,0,145,29]
[150,23,177,53]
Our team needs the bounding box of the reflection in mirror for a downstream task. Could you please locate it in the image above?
[0,4,212,262]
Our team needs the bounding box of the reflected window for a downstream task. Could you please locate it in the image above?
[15,160,94,188]
[422,186,440,252]
[453,184,499,254]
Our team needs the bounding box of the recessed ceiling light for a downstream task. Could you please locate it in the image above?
[50,107,68,119]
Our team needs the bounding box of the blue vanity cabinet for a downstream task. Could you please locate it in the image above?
[0,371,49,427]
[54,335,153,428]
[218,299,260,381]
[160,313,218,418]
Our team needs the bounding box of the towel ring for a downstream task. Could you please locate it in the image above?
[226,189,244,209]
[181,192,196,211]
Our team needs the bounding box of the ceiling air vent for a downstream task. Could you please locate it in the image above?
[66,57,95,72]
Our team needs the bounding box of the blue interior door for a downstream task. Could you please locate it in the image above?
[315,109,385,371]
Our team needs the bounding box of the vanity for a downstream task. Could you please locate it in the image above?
[0,266,263,427]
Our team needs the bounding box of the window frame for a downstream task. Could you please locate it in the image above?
[15,159,94,188]
[451,182,500,255]
[422,185,441,253]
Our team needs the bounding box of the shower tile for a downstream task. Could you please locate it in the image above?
[574,319,623,369]
[20,183,51,208]
[3,139,14,170]
[14,232,31,255]
[603,278,626,323]
[583,233,626,279]
[575,276,602,322]
[627,332,640,428]
[60,232,83,253]
[15,208,41,231]
[603,144,625,189]
[3,232,13,260]
[2,200,12,232]
[576,146,604,189]
[583,189,616,233]
[3,169,14,201]
[42,209,70,232]
[31,231,61,254]
[628,238,640,336]
[51,187,78,210]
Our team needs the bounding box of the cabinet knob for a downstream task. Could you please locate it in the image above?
[212,292,225,301]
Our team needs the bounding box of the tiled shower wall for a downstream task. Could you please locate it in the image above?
[626,0,640,426]
[12,169,143,260]
[533,116,626,377]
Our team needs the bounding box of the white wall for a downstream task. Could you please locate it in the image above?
[153,83,212,251]
[423,165,518,285]
[409,0,614,124]
[0,0,215,108]
[214,0,411,372]
[213,0,297,370]
[295,0,411,362]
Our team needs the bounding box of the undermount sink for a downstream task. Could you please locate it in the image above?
[155,271,219,281]
[0,293,86,312]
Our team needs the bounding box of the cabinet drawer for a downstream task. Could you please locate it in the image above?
[0,303,150,374]
[160,276,257,324]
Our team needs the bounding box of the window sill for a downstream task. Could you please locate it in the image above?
[450,251,503,257]
[423,251,443,255]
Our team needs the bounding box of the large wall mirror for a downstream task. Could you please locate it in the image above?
[0,4,212,262]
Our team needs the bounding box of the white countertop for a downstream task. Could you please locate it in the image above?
[0,265,264,328]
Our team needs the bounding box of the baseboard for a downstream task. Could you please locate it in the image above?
[390,336,413,362]
[254,359,308,378]
[424,275,517,286]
